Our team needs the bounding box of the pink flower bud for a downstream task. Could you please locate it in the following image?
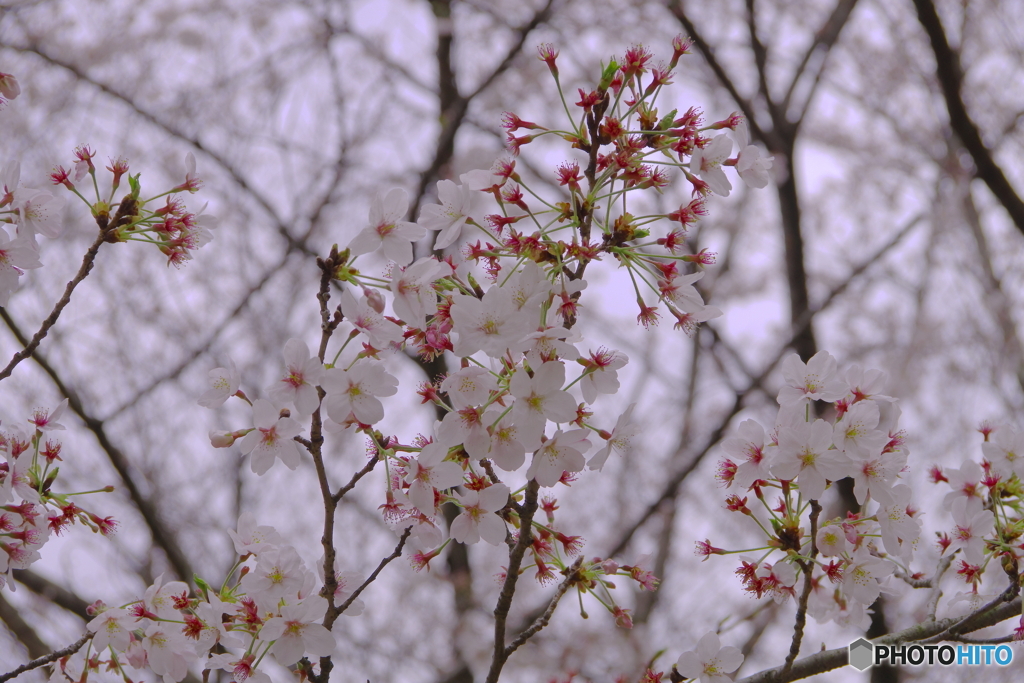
[363,287,385,314]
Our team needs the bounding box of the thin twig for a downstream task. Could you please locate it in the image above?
[0,632,92,683]
[926,554,956,620]
[485,479,540,683]
[338,528,411,616]
[504,556,583,658]
[332,457,379,504]
[780,500,820,681]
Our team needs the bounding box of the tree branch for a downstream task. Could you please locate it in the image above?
[911,0,1024,235]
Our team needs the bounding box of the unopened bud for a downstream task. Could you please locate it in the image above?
[210,430,236,448]
[363,287,385,314]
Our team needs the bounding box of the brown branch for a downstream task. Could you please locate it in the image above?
[0,591,49,660]
[780,500,820,681]
[780,0,860,126]
[409,0,558,222]
[912,0,1024,235]
[485,479,540,683]
[0,633,91,683]
[503,556,583,658]
[737,594,1022,682]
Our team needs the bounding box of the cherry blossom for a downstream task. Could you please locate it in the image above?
[349,188,425,265]
[832,401,887,457]
[341,289,403,349]
[238,398,304,475]
[450,483,510,545]
[437,406,491,458]
[419,177,476,249]
[258,595,336,665]
[842,546,894,606]
[675,632,743,683]
[440,367,498,409]
[13,188,65,239]
[690,134,733,196]
[484,408,527,471]
[140,573,190,620]
[0,228,42,307]
[876,483,920,563]
[86,607,137,653]
[509,361,577,449]
[771,418,851,500]
[450,286,530,358]
[589,403,639,471]
[816,523,848,557]
[777,351,847,406]
[322,362,399,426]
[240,545,310,607]
[28,399,68,433]
[981,424,1024,480]
[142,622,193,683]
[197,359,240,408]
[942,459,986,513]
[720,419,771,489]
[267,338,324,416]
[848,445,904,507]
[578,348,628,404]
[527,428,592,487]
[227,511,284,556]
[949,496,994,564]
[205,653,271,683]
[732,121,774,189]
[405,440,463,515]
[390,256,453,324]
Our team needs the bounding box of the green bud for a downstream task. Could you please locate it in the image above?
[598,60,620,92]
[128,172,142,200]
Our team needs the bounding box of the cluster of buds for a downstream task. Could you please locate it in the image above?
[49,147,216,266]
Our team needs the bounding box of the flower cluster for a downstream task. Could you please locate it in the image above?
[0,400,117,590]
[68,512,342,682]
[5,39,781,682]
[194,38,774,636]
[931,424,1024,610]
[49,148,217,267]
[707,352,918,628]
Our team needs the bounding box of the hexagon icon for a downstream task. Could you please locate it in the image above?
[848,638,873,671]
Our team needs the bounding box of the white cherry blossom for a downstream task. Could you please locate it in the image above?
[676,632,744,683]
[690,134,733,196]
[349,188,425,265]
[419,177,476,249]
[527,428,591,487]
[450,483,509,545]
[197,359,240,408]
[238,399,304,475]
[267,338,324,416]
